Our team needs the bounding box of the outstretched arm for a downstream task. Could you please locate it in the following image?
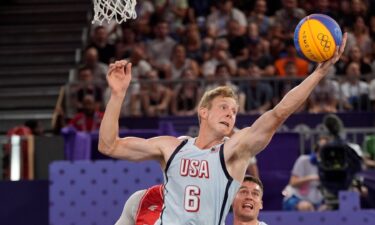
[99,60,130,155]
[229,33,348,159]
[98,60,168,162]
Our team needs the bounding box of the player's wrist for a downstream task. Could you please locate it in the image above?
[110,91,126,101]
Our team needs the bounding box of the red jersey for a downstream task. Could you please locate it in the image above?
[135,185,164,225]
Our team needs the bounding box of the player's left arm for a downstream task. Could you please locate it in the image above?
[228,33,347,159]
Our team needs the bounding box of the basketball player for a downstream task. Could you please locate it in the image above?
[115,185,163,225]
[232,175,267,225]
[116,175,266,225]
[99,33,347,224]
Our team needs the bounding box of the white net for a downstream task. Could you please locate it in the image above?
[92,0,137,24]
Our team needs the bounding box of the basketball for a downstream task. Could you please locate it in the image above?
[294,14,342,63]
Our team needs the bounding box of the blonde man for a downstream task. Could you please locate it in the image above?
[99,34,347,224]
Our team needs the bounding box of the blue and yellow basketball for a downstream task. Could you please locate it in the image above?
[294,14,342,63]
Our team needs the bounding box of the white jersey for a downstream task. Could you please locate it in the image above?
[155,138,241,225]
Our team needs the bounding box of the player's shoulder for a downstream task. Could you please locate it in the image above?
[153,135,190,149]
[177,135,192,140]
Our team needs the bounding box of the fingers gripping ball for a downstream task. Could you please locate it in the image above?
[294,14,342,63]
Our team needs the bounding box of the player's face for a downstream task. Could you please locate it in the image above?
[233,181,263,221]
[206,96,237,136]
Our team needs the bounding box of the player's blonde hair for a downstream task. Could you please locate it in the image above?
[198,86,239,110]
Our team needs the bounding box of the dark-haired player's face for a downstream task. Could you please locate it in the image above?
[233,181,263,221]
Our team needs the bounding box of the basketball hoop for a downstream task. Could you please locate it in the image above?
[92,0,137,24]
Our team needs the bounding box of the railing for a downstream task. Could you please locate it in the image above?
[62,75,375,118]
[294,127,375,154]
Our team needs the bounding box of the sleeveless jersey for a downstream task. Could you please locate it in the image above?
[155,138,241,225]
[135,185,164,225]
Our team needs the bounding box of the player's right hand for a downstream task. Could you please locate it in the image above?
[107,60,132,97]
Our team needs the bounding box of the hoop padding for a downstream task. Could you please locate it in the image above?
[92,0,137,24]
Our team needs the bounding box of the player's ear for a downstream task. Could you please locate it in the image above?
[198,107,208,120]
[260,200,263,210]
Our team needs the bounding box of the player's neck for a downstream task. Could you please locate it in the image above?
[233,218,260,225]
[195,134,224,150]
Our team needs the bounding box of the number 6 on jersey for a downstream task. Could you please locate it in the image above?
[184,185,200,212]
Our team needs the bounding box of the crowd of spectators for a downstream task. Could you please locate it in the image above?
[65,0,375,120]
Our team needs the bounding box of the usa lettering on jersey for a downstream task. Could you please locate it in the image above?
[180,158,210,178]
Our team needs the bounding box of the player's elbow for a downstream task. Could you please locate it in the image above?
[98,138,117,156]
[98,142,111,156]
[272,105,290,121]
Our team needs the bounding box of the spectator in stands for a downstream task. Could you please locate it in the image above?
[74,66,103,112]
[146,20,176,79]
[247,0,272,37]
[352,16,372,58]
[24,119,44,136]
[206,0,247,36]
[87,26,116,64]
[273,61,306,112]
[340,62,370,111]
[202,38,237,77]
[182,22,204,63]
[274,0,306,40]
[282,136,328,211]
[232,175,268,225]
[140,70,173,116]
[134,0,154,35]
[225,19,247,62]
[154,0,189,35]
[170,68,202,116]
[274,39,310,77]
[169,44,200,80]
[186,0,213,24]
[124,73,150,117]
[340,0,369,30]
[115,24,138,60]
[205,64,245,113]
[238,32,273,75]
[342,45,372,77]
[274,61,299,99]
[239,63,273,115]
[245,20,262,47]
[135,0,155,23]
[299,0,314,14]
[82,47,108,83]
[91,19,120,44]
[312,0,335,18]
[267,22,285,43]
[69,94,104,132]
[307,76,339,113]
[127,45,153,80]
